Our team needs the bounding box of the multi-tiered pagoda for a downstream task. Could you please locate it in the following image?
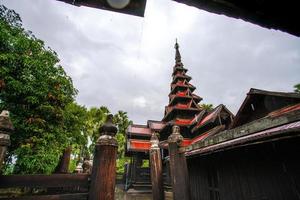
[159,41,234,148]
[160,41,203,141]
[124,40,234,192]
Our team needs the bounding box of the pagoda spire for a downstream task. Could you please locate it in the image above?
[175,39,182,65]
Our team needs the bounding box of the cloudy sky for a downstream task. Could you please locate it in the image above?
[1,0,300,124]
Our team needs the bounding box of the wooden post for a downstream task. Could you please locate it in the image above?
[88,114,118,200]
[150,132,164,200]
[0,110,14,171]
[168,125,190,200]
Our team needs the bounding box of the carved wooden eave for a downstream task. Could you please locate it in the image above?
[172,0,300,37]
[126,124,152,139]
[168,93,202,106]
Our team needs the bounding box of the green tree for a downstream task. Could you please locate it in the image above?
[199,103,214,111]
[294,83,300,93]
[0,5,132,174]
[0,5,77,174]
[113,111,132,174]
[56,102,88,173]
[84,108,132,174]
[85,106,110,154]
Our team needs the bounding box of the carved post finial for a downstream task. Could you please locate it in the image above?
[150,132,159,149]
[168,125,183,146]
[172,125,180,135]
[0,110,9,117]
[0,110,14,170]
[99,114,118,137]
[97,114,118,146]
[0,110,14,134]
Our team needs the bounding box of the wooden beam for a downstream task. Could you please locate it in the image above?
[1,193,88,200]
[0,174,89,188]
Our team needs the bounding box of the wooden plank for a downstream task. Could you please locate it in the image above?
[1,193,87,200]
[0,174,89,188]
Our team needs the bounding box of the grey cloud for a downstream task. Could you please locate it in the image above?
[2,0,300,124]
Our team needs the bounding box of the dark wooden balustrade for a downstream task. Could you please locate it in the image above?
[0,174,89,200]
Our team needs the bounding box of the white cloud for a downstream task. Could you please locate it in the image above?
[133,96,147,108]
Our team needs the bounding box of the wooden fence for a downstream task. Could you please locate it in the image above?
[0,112,118,200]
[0,174,89,200]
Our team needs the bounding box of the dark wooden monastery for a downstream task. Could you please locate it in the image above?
[124,41,300,199]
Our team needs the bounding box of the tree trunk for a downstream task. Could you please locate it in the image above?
[55,146,72,174]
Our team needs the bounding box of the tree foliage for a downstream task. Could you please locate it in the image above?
[199,103,214,111]
[84,108,132,174]
[0,5,77,174]
[294,83,300,93]
[113,111,132,173]
[0,5,132,175]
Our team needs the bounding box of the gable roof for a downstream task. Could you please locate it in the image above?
[192,104,234,133]
[230,88,300,129]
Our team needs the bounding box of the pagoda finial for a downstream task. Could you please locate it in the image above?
[174,39,181,63]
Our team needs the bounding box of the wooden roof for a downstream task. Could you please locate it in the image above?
[57,0,300,36]
[172,0,300,37]
[192,104,234,133]
[186,120,300,157]
[126,120,165,152]
[230,88,300,129]
[127,124,151,138]
[186,103,300,156]
[147,120,165,130]
[57,0,146,17]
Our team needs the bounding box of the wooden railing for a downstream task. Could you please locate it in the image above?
[0,112,118,200]
[0,174,89,200]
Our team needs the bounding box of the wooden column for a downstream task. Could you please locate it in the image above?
[0,110,14,171]
[88,114,118,200]
[150,132,164,200]
[168,125,190,200]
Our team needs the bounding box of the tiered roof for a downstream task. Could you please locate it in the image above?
[125,121,165,155]
[160,41,203,139]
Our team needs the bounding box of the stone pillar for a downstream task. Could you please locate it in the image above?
[0,110,14,171]
[168,126,190,200]
[88,114,118,200]
[150,132,164,200]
